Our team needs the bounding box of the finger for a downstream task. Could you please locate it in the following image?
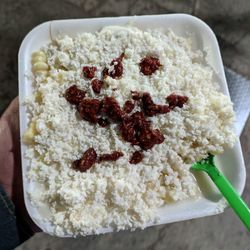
[1,97,19,139]
[0,97,41,234]
[1,97,19,119]
[0,97,21,178]
[0,97,21,197]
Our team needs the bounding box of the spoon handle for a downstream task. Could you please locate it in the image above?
[207,166,250,230]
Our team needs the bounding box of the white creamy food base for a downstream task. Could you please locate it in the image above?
[23,26,236,236]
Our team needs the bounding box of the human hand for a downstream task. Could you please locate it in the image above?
[0,97,40,239]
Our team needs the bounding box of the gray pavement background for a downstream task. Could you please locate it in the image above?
[0,0,249,249]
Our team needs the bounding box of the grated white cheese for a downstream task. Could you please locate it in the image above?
[24,26,236,236]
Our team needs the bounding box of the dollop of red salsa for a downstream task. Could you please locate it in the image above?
[103,53,125,79]
[91,79,103,94]
[82,66,97,79]
[74,149,124,172]
[65,85,86,105]
[73,148,97,172]
[139,56,161,75]
[77,99,101,124]
[98,151,124,162]
[119,111,164,150]
[65,56,189,168]
[142,92,170,116]
[129,151,144,164]
[102,96,125,122]
[166,94,188,109]
[123,100,135,114]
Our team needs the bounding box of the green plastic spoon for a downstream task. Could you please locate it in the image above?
[191,154,250,230]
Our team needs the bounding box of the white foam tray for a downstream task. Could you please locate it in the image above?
[18,14,246,237]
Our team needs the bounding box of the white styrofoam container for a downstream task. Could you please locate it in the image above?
[18,14,246,237]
